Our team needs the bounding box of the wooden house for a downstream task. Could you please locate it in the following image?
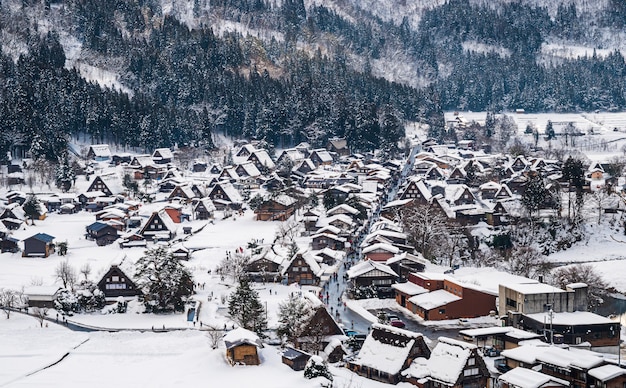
[245,247,283,282]
[236,144,256,158]
[346,260,398,289]
[363,243,400,262]
[193,198,216,220]
[498,367,569,388]
[282,347,311,371]
[309,149,333,167]
[399,178,432,204]
[208,182,243,210]
[254,195,297,221]
[86,176,114,197]
[588,365,626,388]
[347,323,431,384]
[85,221,119,246]
[152,148,173,164]
[1,236,20,253]
[223,327,263,366]
[87,144,111,161]
[168,185,197,203]
[326,137,349,157]
[281,251,323,286]
[97,265,141,299]
[403,337,490,388]
[247,149,275,171]
[139,210,177,241]
[22,233,55,257]
[311,233,346,251]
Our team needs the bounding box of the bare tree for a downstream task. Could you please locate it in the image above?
[399,201,448,261]
[80,263,92,281]
[275,219,300,246]
[32,307,49,327]
[590,188,612,225]
[507,246,552,280]
[205,326,224,349]
[55,260,77,290]
[0,289,24,319]
[552,264,607,310]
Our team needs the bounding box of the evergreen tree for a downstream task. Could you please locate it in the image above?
[545,120,556,140]
[228,279,267,337]
[304,356,333,381]
[135,246,194,312]
[55,153,75,192]
[23,195,42,224]
[521,174,547,218]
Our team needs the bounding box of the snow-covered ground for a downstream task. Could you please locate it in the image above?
[0,313,404,388]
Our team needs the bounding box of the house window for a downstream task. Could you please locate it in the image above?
[468,358,475,366]
[463,368,479,376]
[576,337,582,344]
[439,308,445,314]
[112,276,119,282]
[293,267,299,272]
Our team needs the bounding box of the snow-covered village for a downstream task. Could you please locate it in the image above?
[7,0,626,387]
[2,110,626,388]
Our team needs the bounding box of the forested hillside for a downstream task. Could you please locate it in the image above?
[2,0,626,162]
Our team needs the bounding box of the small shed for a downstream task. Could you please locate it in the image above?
[22,233,55,257]
[223,328,263,366]
[24,286,62,308]
[282,347,311,371]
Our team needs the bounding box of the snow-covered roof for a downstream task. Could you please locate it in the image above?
[498,366,569,388]
[152,148,173,160]
[346,260,398,279]
[237,161,261,177]
[504,282,566,295]
[327,204,360,216]
[524,311,614,326]
[362,243,400,255]
[408,290,461,310]
[588,364,626,382]
[537,346,605,370]
[403,337,476,384]
[249,149,275,170]
[351,323,422,375]
[391,282,429,296]
[223,327,263,349]
[271,194,297,207]
[89,144,111,158]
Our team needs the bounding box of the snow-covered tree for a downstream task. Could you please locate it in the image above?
[135,246,194,312]
[304,356,333,382]
[218,249,250,283]
[277,294,312,345]
[55,152,75,192]
[228,279,267,337]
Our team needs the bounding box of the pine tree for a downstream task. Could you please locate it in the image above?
[545,120,556,140]
[135,246,194,312]
[521,174,546,218]
[55,153,75,192]
[228,279,267,337]
[23,195,42,224]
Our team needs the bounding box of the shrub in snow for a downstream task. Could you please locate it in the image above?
[304,356,333,382]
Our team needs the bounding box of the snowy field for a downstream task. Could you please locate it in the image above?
[0,313,402,388]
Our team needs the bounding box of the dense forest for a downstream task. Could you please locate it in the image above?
[2,0,626,162]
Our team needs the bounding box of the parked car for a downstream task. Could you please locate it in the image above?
[344,330,367,340]
[387,315,406,328]
[484,346,500,357]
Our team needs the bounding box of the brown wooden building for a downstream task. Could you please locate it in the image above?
[97,265,142,299]
[223,328,263,366]
[254,195,297,221]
